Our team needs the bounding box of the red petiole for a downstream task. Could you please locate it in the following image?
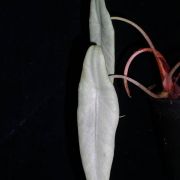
[111,17,180,99]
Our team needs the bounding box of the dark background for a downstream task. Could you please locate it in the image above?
[1,0,180,179]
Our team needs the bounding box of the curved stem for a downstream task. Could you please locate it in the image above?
[111,17,155,49]
[111,16,170,79]
[169,62,180,80]
[174,73,180,83]
[123,48,167,97]
[111,74,168,98]
[162,62,180,92]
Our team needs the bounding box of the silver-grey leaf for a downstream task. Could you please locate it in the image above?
[89,0,115,77]
[77,45,119,180]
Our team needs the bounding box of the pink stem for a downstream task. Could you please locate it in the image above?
[111,17,170,82]
[124,48,167,97]
[174,73,180,83]
[162,62,180,92]
[169,62,180,80]
[111,74,168,98]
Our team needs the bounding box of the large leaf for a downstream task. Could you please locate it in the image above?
[77,45,119,180]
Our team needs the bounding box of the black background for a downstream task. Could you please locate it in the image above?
[1,0,180,179]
